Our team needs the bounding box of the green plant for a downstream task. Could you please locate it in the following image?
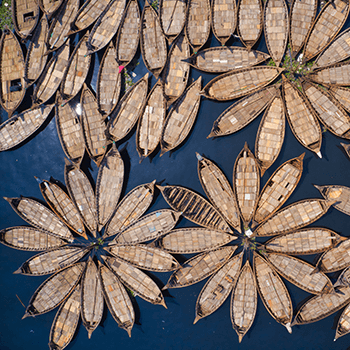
[151,0,158,10]
[0,0,13,31]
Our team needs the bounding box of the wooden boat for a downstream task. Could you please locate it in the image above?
[136,79,167,161]
[160,0,187,43]
[87,0,126,55]
[162,34,190,107]
[289,0,317,58]
[185,0,211,53]
[98,262,134,337]
[197,153,241,232]
[81,257,103,339]
[263,0,289,67]
[115,0,140,68]
[12,0,39,39]
[96,143,124,230]
[96,42,122,116]
[211,0,236,46]
[208,85,278,138]
[230,261,257,343]
[60,33,91,103]
[302,80,350,139]
[309,61,350,86]
[164,246,236,289]
[342,142,350,158]
[315,184,350,216]
[335,267,350,288]
[160,77,201,156]
[201,66,282,101]
[80,84,108,167]
[38,0,65,19]
[4,196,73,242]
[303,0,350,62]
[104,256,167,307]
[253,253,292,333]
[49,285,81,350]
[233,143,260,230]
[282,76,322,157]
[236,0,263,50]
[64,159,97,235]
[254,199,335,237]
[329,86,350,113]
[23,262,85,318]
[253,153,304,225]
[32,41,70,107]
[255,92,285,175]
[0,103,54,152]
[265,253,334,294]
[140,5,167,78]
[0,226,66,251]
[107,73,149,143]
[185,46,270,74]
[107,245,179,272]
[160,227,235,253]
[194,253,242,324]
[335,303,350,341]
[157,184,233,232]
[104,180,156,237]
[0,27,26,116]
[24,17,49,88]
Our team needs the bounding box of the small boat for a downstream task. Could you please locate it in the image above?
[282,76,322,157]
[315,184,350,216]
[233,143,260,230]
[289,0,317,57]
[159,0,187,43]
[185,46,270,74]
[49,285,81,350]
[335,303,350,341]
[197,153,241,233]
[140,4,167,78]
[115,0,140,68]
[335,267,350,288]
[38,0,65,19]
[107,73,149,143]
[329,86,350,113]
[160,76,202,156]
[136,79,167,162]
[23,262,85,318]
[230,261,257,343]
[201,66,282,101]
[4,196,73,242]
[0,27,26,116]
[164,246,236,289]
[236,0,263,50]
[0,103,54,152]
[253,153,304,224]
[185,0,211,52]
[208,85,278,138]
[303,0,349,62]
[12,0,39,39]
[157,184,233,232]
[104,181,156,237]
[98,262,134,337]
[194,253,242,324]
[342,142,350,158]
[263,0,289,67]
[96,42,122,116]
[309,61,350,86]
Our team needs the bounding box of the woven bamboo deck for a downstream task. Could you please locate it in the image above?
[310,61,350,86]
[211,0,236,45]
[315,184,350,216]
[39,0,64,18]
[12,0,39,39]
[317,239,350,273]
[329,86,350,113]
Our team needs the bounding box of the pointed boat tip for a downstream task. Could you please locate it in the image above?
[156,184,164,192]
[87,329,93,339]
[193,315,201,324]
[22,312,30,320]
[316,151,322,159]
[81,232,89,240]
[285,322,292,334]
[238,334,244,343]
[160,299,167,309]
[159,148,167,157]
[13,267,22,274]
[162,284,169,291]
[126,328,132,338]
[313,184,323,192]
[298,152,306,160]
[310,266,320,275]
[260,167,266,177]
[3,196,12,203]
[207,132,215,139]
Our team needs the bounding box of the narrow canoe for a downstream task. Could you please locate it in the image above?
[208,85,278,138]
[140,5,167,78]
[335,303,350,341]
[160,76,202,156]
[230,261,257,343]
[309,61,350,86]
[263,0,289,67]
[315,184,350,216]
[38,0,65,19]
[303,0,350,62]
[4,196,73,242]
[282,76,322,157]
[157,184,233,232]
[96,42,121,116]
[237,0,263,50]
[0,103,54,152]
[201,66,283,101]
[0,27,26,116]
[342,142,350,158]
[136,79,167,161]
[12,0,39,39]
[197,153,241,232]
[253,153,304,225]
[185,46,270,74]
[329,86,350,113]
[107,73,149,143]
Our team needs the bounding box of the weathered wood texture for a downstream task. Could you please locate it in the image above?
[12,0,39,39]
[310,61,350,86]
[211,0,236,45]
[335,303,350,341]
[317,239,350,273]
[39,0,64,18]
[315,184,350,216]
[330,86,350,113]
[335,267,350,288]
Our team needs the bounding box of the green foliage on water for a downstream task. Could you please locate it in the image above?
[0,0,14,31]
